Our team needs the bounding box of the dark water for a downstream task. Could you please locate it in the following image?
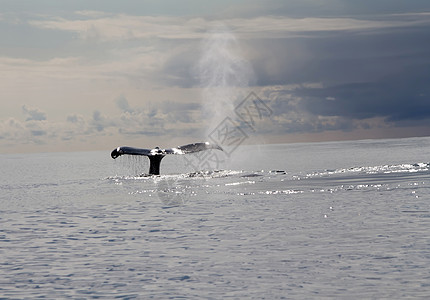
[1,137,430,298]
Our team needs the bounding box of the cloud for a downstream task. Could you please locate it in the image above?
[0,117,55,147]
[28,10,430,43]
[29,14,207,41]
[113,96,203,136]
[22,105,47,121]
[30,130,47,136]
[241,85,358,136]
[243,15,430,134]
[91,110,117,132]
[161,101,201,124]
[253,71,430,137]
[225,0,430,18]
[296,67,430,123]
[115,95,135,113]
[5,10,429,90]
[0,118,24,141]
[2,3,430,153]
[66,113,85,124]
[158,100,201,114]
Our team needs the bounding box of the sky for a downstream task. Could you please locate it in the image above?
[1,0,430,154]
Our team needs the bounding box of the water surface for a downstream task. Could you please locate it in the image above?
[1,137,430,298]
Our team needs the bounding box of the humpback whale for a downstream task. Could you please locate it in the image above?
[111,142,223,175]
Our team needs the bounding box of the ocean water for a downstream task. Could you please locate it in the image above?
[1,137,430,299]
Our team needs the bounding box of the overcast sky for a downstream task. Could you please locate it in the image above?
[1,0,430,153]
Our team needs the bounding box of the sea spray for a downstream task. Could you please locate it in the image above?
[198,25,254,137]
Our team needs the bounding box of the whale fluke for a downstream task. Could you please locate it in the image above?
[111,142,224,175]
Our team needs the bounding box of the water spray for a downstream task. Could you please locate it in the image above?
[198,24,253,137]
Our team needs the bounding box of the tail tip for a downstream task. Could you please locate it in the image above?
[111,147,121,159]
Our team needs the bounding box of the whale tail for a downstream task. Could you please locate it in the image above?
[111,142,224,175]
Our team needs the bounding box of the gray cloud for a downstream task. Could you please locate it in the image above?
[159,47,199,88]
[251,21,430,84]
[30,130,47,136]
[246,15,430,134]
[224,0,430,18]
[294,64,430,125]
[250,87,357,136]
[159,100,200,114]
[114,95,202,129]
[256,67,430,137]
[22,105,47,121]
[66,114,85,124]
[91,110,115,132]
[115,95,135,113]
